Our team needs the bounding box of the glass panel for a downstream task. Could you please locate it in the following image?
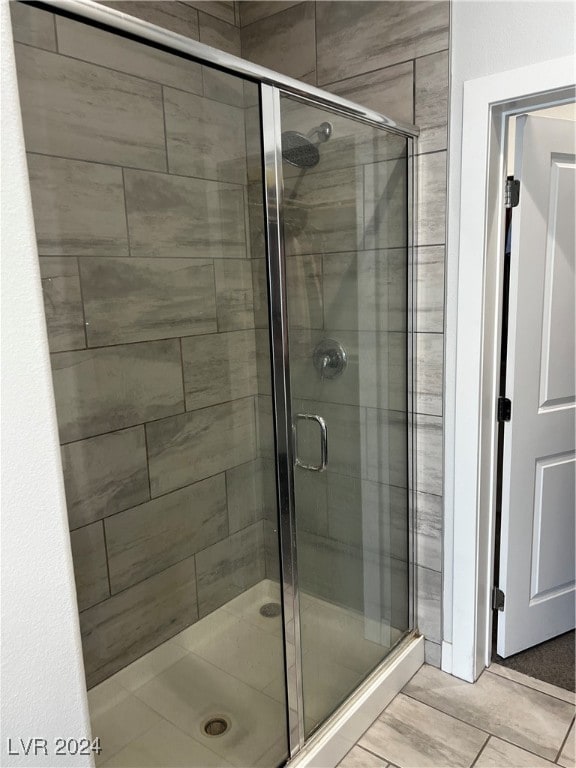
[280,94,411,736]
[12,6,288,766]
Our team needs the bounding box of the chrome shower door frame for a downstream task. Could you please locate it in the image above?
[260,83,418,757]
[23,1,418,759]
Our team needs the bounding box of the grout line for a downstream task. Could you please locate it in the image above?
[470,734,492,768]
[484,667,576,707]
[240,1,304,31]
[26,149,247,189]
[75,257,90,349]
[52,11,59,52]
[99,518,113,598]
[555,713,575,763]
[401,688,569,763]
[142,422,153,502]
[160,85,170,173]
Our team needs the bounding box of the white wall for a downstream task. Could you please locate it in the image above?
[0,2,93,764]
[444,0,575,649]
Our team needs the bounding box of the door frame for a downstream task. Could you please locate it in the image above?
[446,54,575,682]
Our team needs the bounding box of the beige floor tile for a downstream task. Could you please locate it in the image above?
[559,721,575,768]
[224,578,283,636]
[475,736,557,767]
[101,718,230,767]
[359,692,487,767]
[487,663,576,705]
[404,665,574,762]
[338,744,389,767]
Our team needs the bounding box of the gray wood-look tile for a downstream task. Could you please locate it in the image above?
[146,397,257,497]
[404,664,575,762]
[316,1,449,86]
[417,151,447,246]
[164,88,246,184]
[414,246,445,333]
[251,258,268,330]
[80,257,216,346]
[39,257,85,353]
[52,339,184,443]
[415,332,443,416]
[195,521,265,616]
[256,394,275,460]
[214,260,255,330]
[294,470,328,537]
[286,255,323,330]
[415,491,442,572]
[10,2,56,50]
[14,44,166,171]
[70,522,110,611]
[558,721,575,768]
[239,1,300,27]
[326,473,407,560]
[323,250,407,333]
[284,167,363,256]
[415,50,449,154]
[184,1,235,25]
[290,329,406,412]
[416,565,442,643]
[338,745,389,768]
[80,556,198,687]
[198,10,241,54]
[241,2,316,81]
[415,414,443,496]
[100,1,200,38]
[365,408,408,488]
[255,328,272,396]
[359,691,487,768]
[424,640,442,668]
[226,458,268,533]
[486,664,575,705]
[296,530,363,611]
[124,169,246,259]
[364,157,408,251]
[55,16,203,95]
[61,427,149,530]
[202,66,245,108]
[476,737,557,767]
[106,474,228,593]
[324,62,414,126]
[264,518,281,581]
[182,330,257,410]
[27,154,128,257]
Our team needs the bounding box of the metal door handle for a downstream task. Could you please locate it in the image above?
[294,413,328,472]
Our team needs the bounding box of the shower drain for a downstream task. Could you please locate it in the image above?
[203,717,229,737]
[260,602,282,618]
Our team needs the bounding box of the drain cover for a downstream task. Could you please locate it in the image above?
[260,602,281,618]
[203,717,229,737]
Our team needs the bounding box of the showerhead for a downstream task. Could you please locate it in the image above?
[281,131,320,168]
[281,121,332,169]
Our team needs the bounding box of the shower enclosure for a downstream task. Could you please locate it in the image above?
[12,1,417,764]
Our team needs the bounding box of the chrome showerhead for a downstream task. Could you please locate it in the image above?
[281,121,332,168]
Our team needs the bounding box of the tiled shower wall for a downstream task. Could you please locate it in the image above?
[239,0,448,667]
[11,0,273,688]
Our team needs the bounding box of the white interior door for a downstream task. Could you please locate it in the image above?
[498,114,576,658]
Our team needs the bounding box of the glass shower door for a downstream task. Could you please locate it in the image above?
[279,94,413,736]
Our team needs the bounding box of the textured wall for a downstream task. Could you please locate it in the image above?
[239,0,448,666]
[1,2,92,764]
[12,1,273,688]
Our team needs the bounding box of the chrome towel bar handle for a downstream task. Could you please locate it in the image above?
[293,413,328,472]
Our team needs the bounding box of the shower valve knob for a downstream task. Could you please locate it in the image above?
[313,339,347,380]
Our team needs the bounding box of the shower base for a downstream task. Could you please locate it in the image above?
[88,579,406,767]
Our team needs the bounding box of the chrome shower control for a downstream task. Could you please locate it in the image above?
[313,339,347,380]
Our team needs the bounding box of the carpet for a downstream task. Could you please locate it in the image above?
[493,630,575,692]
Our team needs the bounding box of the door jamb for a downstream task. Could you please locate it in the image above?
[446,55,575,682]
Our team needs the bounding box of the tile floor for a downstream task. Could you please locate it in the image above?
[88,579,396,767]
[340,662,575,768]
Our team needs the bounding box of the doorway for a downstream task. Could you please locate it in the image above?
[491,101,576,692]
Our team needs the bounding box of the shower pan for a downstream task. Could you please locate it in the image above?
[11,1,418,765]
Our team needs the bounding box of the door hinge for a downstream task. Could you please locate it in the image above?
[497,396,512,422]
[505,176,520,208]
[492,587,505,611]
